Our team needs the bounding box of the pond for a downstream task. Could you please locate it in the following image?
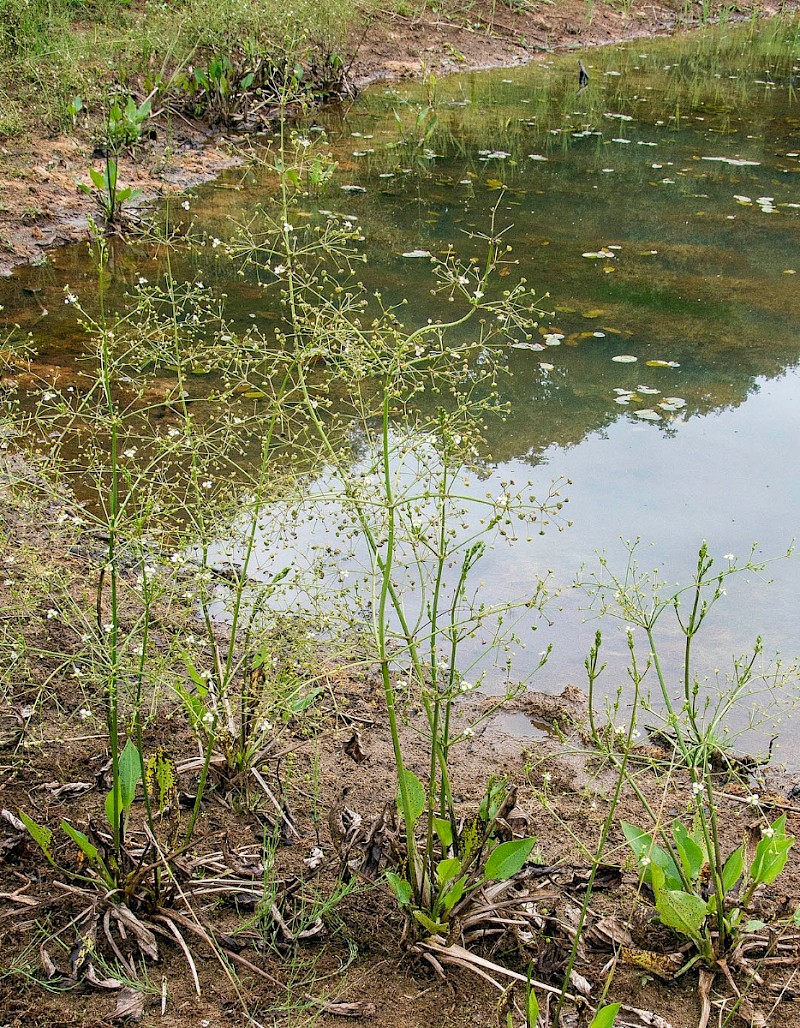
[3,16,800,761]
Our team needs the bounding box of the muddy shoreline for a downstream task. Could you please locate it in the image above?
[1,0,795,278]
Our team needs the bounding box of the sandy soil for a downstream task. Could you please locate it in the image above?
[1,0,795,277]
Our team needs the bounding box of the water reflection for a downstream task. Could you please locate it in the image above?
[3,16,800,759]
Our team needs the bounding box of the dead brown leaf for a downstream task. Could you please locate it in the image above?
[344,727,367,763]
[586,916,634,948]
[110,986,145,1022]
[317,999,377,1017]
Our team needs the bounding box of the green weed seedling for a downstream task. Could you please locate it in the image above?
[386,773,537,935]
[513,978,620,1028]
[107,95,152,151]
[20,738,143,895]
[623,812,794,966]
[78,157,142,224]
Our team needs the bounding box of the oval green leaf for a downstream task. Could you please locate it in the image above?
[484,837,536,881]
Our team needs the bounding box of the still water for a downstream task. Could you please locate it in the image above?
[4,18,800,759]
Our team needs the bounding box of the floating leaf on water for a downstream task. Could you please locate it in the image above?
[510,341,545,350]
[637,386,660,394]
[604,266,616,274]
[615,395,633,404]
[340,184,366,192]
[244,390,267,399]
[734,195,752,205]
[593,331,606,337]
[479,150,511,160]
[635,409,661,420]
[544,334,563,346]
[604,112,634,121]
[702,156,760,166]
[485,178,505,189]
[582,309,606,319]
[583,249,616,259]
[612,354,637,363]
[646,359,680,368]
[401,250,432,258]
[539,362,555,372]
[528,154,549,161]
[612,137,631,144]
[660,397,686,410]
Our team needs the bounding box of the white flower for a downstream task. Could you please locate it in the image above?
[201,711,214,727]
[691,781,704,796]
[46,608,59,620]
[138,276,148,285]
[211,237,221,249]
[463,726,474,738]
[78,707,93,719]
[723,553,734,561]
[64,292,78,305]
[71,665,84,678]
[282,222,294,233]
[201,480,212,490]
[273,264,287,275]
[459,680,473,693]
[181,200,190,210]
[640,856,651,867]
[542,772,551,785]
[746,793,760,807]
[762,825,775,838]
[123,447,137,458]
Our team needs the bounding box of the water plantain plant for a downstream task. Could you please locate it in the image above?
[225,95,570,952]
[386,774,538,936]
[623,812,794,969]
[78,158,143,225]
